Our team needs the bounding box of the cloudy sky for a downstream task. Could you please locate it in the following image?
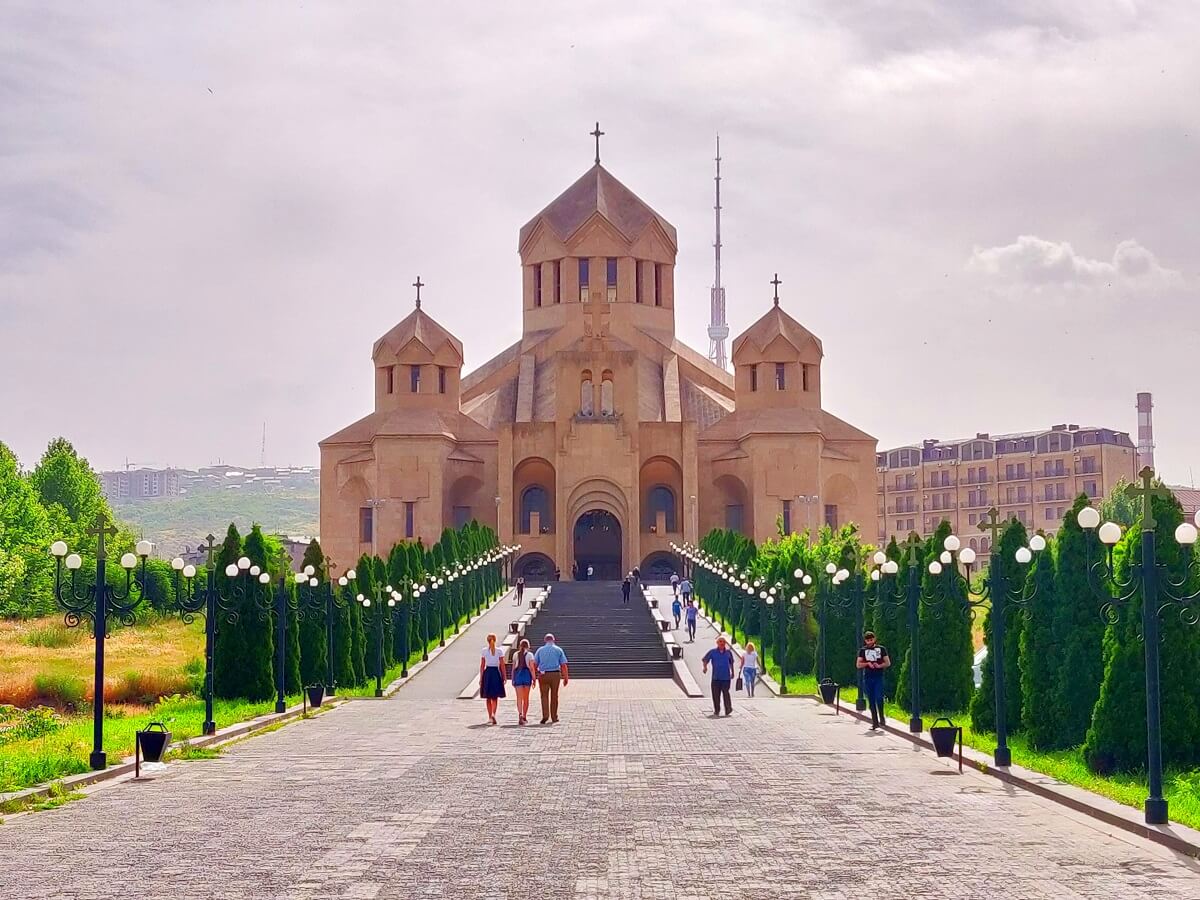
[3,1,1198,483]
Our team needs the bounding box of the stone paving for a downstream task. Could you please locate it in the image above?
[3,671,1200,899]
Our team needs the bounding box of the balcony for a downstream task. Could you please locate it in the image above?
[1034,469,1069,480]
[998,472,1031,483]
[963,476,992,485]
[961,498,992,510]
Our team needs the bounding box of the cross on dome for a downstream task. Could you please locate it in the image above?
[771,273,782,306]
[591,122,605,165]
[413,275,424,310]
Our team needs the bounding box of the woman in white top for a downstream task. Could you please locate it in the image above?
[510,638,538,725]
[479,633,507,725]
[740,642,760,697]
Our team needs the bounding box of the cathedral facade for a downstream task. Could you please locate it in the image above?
[320,157,877,580]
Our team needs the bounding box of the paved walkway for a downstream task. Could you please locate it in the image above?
[399,585,543,700]
[3,672,1199,897]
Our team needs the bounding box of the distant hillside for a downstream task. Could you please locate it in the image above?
[114,488,319,556]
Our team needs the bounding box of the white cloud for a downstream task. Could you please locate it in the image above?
[966,236,1181,288]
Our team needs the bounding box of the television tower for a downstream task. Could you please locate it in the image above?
[707,135,730,370]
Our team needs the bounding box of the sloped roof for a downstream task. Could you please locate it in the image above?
[372,307,463,361]
[519,164,677,247]
[698,407,874,443]
[732,302,823,359]
[320,408,495,446]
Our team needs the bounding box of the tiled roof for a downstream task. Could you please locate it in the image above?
[372,307,463,360]
[732,303,823,358]
[321,408,494,445]
[518,164,677,247]
[698,407,874,443]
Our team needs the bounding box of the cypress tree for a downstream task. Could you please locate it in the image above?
[356,553,383,679]
[239,525,277,702]
[298,540,328,688]
[971,519,1029,733]
[212,525,245,698]
[1083,490,1200,773]
[332,576,356,689]
[348,558,368,685]
[870,536,908,700]
[1049,495,1106,748]
[1019,530,1060,748]
[905,520,974,712]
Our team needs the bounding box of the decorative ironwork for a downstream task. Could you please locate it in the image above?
[50,512,153,770]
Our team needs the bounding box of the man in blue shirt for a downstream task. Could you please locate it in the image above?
[684,600,698,643]
[671,595,683,629]
[702,635,736,716]
[533,633,569,724]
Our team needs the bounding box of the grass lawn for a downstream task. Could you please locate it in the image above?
[0,694,293,795]
[0,615,205,706]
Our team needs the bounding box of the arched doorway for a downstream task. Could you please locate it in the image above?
[640,551,678,583]
[514,552,556,583]
[573,510,622,580]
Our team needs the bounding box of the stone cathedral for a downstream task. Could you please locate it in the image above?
[320,149,877,580]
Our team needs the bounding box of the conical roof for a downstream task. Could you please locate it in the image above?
[372,307,463,361]
[519,164,677,248]
[732,302,823,359]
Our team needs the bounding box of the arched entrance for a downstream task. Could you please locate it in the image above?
[573,510,622,580]
[514,552,556,583]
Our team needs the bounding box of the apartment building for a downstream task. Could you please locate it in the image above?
[99,467,181,502]
[876,424,1136,559]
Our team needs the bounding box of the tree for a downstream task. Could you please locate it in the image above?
[971,519,1029,733]
[1083,489,1200,773]
[903,520,974,713]
[1048,495,1107,748]
[238,525,277,701]
[1019,529,1061,749]
[870,536,908,700]
[298,539,328,687]
[0,442,53,617]
[1100,478,1139,528]
[28,438,108,551]
[262,532,302,693]
[332,575,357,689]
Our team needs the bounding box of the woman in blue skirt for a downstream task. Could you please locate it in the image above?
[480,633,507,725]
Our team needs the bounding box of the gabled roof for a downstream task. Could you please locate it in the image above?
[372,307,463,361]
[732,302,823,359]
[518,164,677,248]
[698,407,874,443]
[320,408,495,446]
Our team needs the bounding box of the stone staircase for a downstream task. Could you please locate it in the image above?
[524,581,674,679]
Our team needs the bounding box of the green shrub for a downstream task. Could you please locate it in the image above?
[32,673,87,710]
[21,623,84,649]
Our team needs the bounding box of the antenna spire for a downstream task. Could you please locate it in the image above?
[706,134,730,371]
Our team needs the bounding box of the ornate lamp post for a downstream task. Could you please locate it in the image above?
[1077,466,1200,824]
[417,576,432,661]
[358,586,397,697]
[50,513,154,770]
[932,514,1041,766]
[166,535,241,735]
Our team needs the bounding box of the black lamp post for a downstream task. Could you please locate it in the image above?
[819,562,860,706]
[418,576,431,662]
[166,534,239,735]
[50,513,153,770]
[931,513,1041,767]
[295,565,352,696]
[1078,466,1200,825]
[358,585,396,698]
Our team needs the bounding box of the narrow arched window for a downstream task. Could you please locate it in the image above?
[600,370,614,416]
[520,485,550,533]
[580,370,594,416]
[647,485,676,532]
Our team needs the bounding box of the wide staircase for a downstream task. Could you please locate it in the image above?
[524,581,673,679]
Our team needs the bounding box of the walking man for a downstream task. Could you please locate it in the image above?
[671,595,683,629]
[621,576,632,605]
[684,600,698,643]
[534,633,569,724]
[515,576,525,605]
[702,635,736,717]
[679,576,693,605]
[857,631,890,730]
[670,573,680,598]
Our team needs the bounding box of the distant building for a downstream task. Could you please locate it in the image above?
[99,467,181,502]
[876,424,1137,560]
[1170,486,1200,525]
